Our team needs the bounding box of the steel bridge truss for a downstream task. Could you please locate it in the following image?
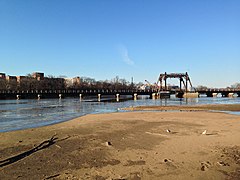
[158,72,193,92]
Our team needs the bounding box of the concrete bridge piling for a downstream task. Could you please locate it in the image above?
[201,92,240,98]
[98,94,101,102]
[16,94,20,100]
[133,93,138,101]
[116,94,120,102]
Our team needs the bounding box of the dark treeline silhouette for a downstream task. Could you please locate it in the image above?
[71,76,135,90]
[0,75,65,91]
[231,83,240,89]
[0,75,137,91]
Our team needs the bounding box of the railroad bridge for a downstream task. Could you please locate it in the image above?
[197,89,240,97]
[0,71,239,100]
[0,89,158,100]
[0,88,239,100]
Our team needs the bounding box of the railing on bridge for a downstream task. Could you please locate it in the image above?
[0,89,159,100]
[0,89,157,94]
[196,88,240,92]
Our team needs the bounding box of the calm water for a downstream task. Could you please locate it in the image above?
[0,96,240,132]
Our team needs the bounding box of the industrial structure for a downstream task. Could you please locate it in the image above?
[157,72,198,98]
[158,72,193,92]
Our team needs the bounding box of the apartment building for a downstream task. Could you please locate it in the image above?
[0,73,6,79]
[32,72,44,81]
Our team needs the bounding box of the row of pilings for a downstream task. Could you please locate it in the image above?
[0,90,240,100]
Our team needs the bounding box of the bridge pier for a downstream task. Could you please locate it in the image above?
[38,94,41,100]
[79,94,82,101]
[152,93,156,99]
[133,93,138,100]
[98,94,101,102]
[183,92,199,98]
[16,94,20,100]
[159,91,171,98]
[59,94,62,99]
[116,94,120,102]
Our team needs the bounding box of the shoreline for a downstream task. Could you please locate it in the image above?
[1,105,240,179]
[2,103,240,133]
[1,103,240,133]
[124,103,240,112]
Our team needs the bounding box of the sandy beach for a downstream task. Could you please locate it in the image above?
[1,105,240,180]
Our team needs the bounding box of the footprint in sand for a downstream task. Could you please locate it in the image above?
[200,161,211,171]
[217,161,230,166]
[163,158,178,169]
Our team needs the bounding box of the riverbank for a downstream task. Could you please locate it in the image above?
[1,105,240,179]
[124,103,240,112]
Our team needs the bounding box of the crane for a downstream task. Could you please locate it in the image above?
[145,80,158,91]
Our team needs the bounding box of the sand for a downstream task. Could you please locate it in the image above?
[0,104,240,180]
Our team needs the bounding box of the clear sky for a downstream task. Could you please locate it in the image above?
[0,0,239,88]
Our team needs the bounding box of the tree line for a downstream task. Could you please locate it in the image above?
[0,75,137,91]
[1,74,238,91]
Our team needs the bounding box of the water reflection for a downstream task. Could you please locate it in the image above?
[0,97,240,132]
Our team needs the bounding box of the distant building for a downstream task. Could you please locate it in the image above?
[0,73,6,79]
[64,78,73,87]
[16,76,27,83]
[65,77,81,87]
[32,72,44,81]
[73,76,81,84]
[6,75,17,82]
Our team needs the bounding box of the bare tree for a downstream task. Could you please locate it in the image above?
[231,83,240,89]
[0,79,7,90]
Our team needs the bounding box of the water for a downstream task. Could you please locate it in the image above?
[0,96,240,132]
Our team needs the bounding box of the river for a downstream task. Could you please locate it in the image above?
[0,96,240,132]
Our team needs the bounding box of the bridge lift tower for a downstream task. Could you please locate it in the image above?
[157,72,193,93]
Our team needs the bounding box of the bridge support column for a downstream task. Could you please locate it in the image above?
[59,94,62,99]
[183,92,199,98]
[133,93,137,101]
[79,94,82,101]
[152,93,156,99]
[98,94,101,102]
[159,91,171,98]
[116,94,120,102]
[16,94,20,100]
[38,94,41,100]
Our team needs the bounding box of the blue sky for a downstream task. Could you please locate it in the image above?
[0,0,239,88]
